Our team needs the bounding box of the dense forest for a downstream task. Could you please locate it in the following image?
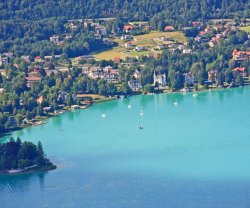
[0,0,249,56]
[0,0,249,21]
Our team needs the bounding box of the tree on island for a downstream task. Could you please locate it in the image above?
[0,138,54,171]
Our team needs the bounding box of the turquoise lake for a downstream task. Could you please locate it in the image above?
[1,87,250,208]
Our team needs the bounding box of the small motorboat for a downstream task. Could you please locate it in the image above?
[137,126,143,129]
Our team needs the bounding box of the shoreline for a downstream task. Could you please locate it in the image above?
[0,164,57,175]
[0,85,247,139]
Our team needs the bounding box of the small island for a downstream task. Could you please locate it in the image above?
[0,137,56,174]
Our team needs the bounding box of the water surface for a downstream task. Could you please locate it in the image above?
[1,87,250,208]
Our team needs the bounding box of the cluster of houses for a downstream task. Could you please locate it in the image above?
[49,34,72,46]
[123,22,151,33]
[192,19,249,48]
[67,19,110,37]
[82,65,120,83]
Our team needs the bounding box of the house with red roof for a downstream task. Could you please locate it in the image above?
[26,76,42,88]
[125,42,133,48]
[113,57,121,63]
[123,24,135,33]
[192,22,202,28]
[34,56,43,63]
[232,49,250,61]
[164,26,175,31]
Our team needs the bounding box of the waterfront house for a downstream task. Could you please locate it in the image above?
[208,70,218,83]
[128,79,142,91]
[183,72,195,85]
[153,71,166,87]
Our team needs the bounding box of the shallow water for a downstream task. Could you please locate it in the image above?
[1,87,250,208]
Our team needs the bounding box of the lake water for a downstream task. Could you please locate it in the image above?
[1,87,250,208]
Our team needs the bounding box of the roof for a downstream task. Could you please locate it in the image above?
[192,22,202,27]
[114,57,121,62]
[232,67,246,72]
[165,26,175,31]
[199,31,206,36]
[124,24,134,30]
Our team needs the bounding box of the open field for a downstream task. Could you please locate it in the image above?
[93,47,127,60]
[239,26,250,33]
[134,31,186,43]
[92,31,186,60]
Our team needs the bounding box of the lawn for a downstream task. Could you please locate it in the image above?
[92,31,186,61]
[135,38,157,46]
[134,31,187,43]
[239,26,250,33]
[93,47,127,60]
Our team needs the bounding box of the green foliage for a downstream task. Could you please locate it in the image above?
[143,84,155,93]
[0,138,52,171]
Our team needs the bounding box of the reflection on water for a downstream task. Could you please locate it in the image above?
[0,172,47,194]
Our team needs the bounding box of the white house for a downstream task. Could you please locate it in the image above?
[135,46,144,51]
[183,49,192,54]
[128,79,142,91]
[153,71,166,87]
